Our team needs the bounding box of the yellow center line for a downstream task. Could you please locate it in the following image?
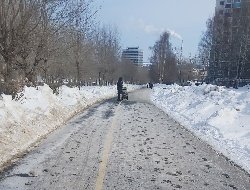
[95,102,122,190]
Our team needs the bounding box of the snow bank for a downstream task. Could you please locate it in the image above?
[151,83,250,173]
[0,84,140,169]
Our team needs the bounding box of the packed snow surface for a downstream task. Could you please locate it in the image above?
[0,84,140,168]
[1,83,250,175]
[151,83,250,173]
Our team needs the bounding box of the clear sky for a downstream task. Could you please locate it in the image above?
[95,0,216,62]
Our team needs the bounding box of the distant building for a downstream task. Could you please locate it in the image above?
[122,47,143,65]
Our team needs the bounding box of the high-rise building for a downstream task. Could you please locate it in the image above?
[216,0,241,16]
[208,0,242,81]
[215,0,242,46]
[211,0,250,82]
[215,0,241,29]
[216,0,241,10]
[122,47,143,65]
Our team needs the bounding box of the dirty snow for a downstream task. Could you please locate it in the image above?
[0,84,139,168]
[151,83,250,173]
[1,82,250,175]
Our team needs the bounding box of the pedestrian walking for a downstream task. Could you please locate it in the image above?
[117,77,123,101]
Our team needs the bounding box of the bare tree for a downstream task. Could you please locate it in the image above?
[0,0,98,94]
[136,65,150,84]
[69,0,97,89]
[177,60,197,83]
[149,31,177,83]
[94,25,121,85]
[198,18,213,68]
[0,0,43,94]
[236,0,250,79]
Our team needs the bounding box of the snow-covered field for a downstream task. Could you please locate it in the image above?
[0,84,140,169]
[151,83,250,173]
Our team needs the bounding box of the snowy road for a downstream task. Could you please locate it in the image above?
[0,89,249,190]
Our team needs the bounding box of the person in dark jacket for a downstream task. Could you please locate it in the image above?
[117,77,123,101]
[149,82,153,89]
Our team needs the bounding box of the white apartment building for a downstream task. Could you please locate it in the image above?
[122,47,143,65]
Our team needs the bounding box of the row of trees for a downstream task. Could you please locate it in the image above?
[151,2,250,86]
[149,31,202,84]
[1,0,206,95]
[0,0,150,96]
[198,0,250,84]
[149,32,178,84]
[148,2,250,86]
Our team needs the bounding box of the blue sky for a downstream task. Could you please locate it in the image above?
[95,0,216,62]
